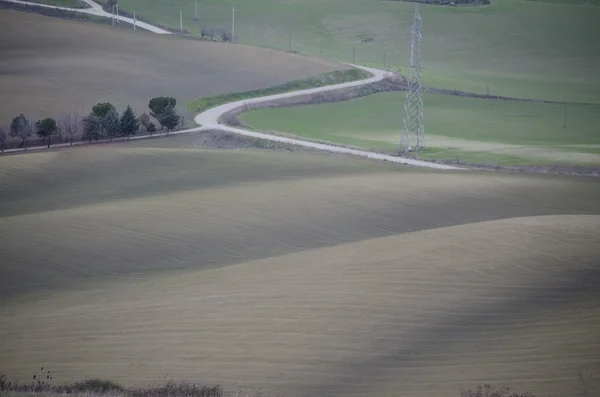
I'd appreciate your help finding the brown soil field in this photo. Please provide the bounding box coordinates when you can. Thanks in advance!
[1,136,600,396]
[0,9,343,125]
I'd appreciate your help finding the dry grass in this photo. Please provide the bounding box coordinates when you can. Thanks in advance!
[0,10,343,124]
[1,136,600,396]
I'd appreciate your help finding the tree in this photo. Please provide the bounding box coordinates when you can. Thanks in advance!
[149,97,177,130]
[91,102,116,137]
[0,127,6,153]
[92,102,116,118]
[139,112,150,131]
[156,105,180,133]
[58,110,81,146]
[10,114,34,150]
[82,114,101,143]
[103,108,120,141]
[120,105,140,140]
[200,26,209,39]
[221,30,232,42]
[36,117,58,148]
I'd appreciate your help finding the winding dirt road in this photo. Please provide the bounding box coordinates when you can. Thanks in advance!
[191,64,461,170]
[0,1,461,169]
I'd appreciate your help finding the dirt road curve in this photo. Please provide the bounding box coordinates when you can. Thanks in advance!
[0,0,172,34]
[0,1,461,170]
[190,64,462,170]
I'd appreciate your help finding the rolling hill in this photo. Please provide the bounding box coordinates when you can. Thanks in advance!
[1,136,599,396]
[112,0,600,103]
[0,9,344,125]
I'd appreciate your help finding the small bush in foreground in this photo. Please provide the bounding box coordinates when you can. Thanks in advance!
[130,381,222,397]
[56,379,125,394]
[0,374,220,397]
[461,384,534,397]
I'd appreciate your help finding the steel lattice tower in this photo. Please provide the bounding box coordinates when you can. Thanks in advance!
[399,6,425,154]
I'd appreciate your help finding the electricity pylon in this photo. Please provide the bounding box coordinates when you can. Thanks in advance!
[399,5,425,154]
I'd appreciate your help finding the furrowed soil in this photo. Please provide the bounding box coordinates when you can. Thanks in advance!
[1,134,600,397]
[0,9,344,125]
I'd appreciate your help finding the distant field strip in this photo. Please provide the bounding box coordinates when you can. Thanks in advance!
[113,0,600,103]
[241,91,600,166]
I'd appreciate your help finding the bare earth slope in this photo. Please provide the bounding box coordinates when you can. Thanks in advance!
[1,142,600,296]
[0,10,343,122]
[1,214,599,397]
[1,139,600,396]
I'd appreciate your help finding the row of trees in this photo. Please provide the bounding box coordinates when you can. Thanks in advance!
[0,97,182,152]
[200,27,232,42]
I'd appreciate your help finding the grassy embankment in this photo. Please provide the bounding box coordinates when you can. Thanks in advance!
[188,68,371,113]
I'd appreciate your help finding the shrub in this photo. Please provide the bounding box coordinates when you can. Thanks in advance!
[56,379,125,394]
[130,380,222,397]
[461,384,534,397]
[221,30,232,42]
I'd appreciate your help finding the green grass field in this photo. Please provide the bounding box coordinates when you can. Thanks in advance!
[114,0,600,103]
[240,92,600,166]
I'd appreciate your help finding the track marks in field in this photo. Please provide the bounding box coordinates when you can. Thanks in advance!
[1,215,599,397]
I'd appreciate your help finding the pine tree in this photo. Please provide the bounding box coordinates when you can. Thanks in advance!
[10,114,34,150]
[120,105,140,140]
[156,106,180,133]
[103,109,120,141]
[149,97,176,130]
[83,114,101,143]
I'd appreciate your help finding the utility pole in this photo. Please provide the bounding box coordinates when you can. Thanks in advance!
[112,4,115,26]
[399,5,425,154]
[133,11,136,29]
[194,0,198,21]
[180,9,183,30]
[383,50,387,70]
[232,6,235,43]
